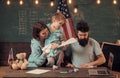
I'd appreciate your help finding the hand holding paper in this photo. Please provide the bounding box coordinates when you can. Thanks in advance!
[42,44,52,54]
[59,38,77,47]
[42,38,77,52]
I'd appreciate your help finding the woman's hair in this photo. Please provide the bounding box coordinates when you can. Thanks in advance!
[32,21,48,39]
[51,12,66,23]
[76,21,89,32]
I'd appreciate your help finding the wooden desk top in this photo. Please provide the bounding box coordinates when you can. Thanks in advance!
[3,67,118,78]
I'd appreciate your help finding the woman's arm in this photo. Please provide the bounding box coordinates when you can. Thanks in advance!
[31,45,47,66]
[29,39,48,67]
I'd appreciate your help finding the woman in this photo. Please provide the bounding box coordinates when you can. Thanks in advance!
[28,22,58,67]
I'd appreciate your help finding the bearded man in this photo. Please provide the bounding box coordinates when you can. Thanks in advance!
[64,21,106,68]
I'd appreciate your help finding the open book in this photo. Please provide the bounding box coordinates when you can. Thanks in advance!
[42,38,77,52]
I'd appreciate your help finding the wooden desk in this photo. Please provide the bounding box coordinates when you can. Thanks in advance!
[3,67,117,78]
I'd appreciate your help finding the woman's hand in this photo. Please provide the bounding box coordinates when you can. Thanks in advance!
[43,51,50,56]
[51,43,59,50]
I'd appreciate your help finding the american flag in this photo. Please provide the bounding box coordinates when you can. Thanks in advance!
[8,48,14,66]
[57,0,76,40]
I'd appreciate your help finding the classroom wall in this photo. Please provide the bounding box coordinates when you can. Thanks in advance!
[0,0,120,43]
[0,0,56,42]
[0,42,31,66]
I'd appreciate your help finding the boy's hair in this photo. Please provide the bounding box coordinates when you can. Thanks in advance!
[32,21,48,39]
[52,12,66,22]
[76,21,89,32]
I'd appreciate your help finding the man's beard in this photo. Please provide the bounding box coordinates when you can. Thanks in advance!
[78,37,89,47]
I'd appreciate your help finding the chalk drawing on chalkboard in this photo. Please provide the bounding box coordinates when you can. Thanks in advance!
[18,10,27,35]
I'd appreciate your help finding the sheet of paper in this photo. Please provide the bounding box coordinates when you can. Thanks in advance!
[59,38,77,47]
[42,38,77,52]
[26,69,50,74]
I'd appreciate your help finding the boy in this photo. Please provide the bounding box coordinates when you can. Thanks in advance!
[45,12,66,67]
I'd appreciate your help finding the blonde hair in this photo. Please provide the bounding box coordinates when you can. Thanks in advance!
[52,12,66,23]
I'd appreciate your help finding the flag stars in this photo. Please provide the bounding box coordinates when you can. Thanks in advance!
[65,8,67,10]
[59,2,61,4]
[57,0,71,18]
[64,4,66,6]
[63,11,65,14]
[66,14,69,17]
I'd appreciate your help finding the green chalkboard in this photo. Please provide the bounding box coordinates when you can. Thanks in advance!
[0,0,120,42]
[71,0,120,43]
[0,0,56,42]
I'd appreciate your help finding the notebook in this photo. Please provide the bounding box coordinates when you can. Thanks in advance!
[88,69,110,75]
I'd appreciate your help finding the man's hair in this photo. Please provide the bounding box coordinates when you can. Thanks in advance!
[76,21,89,32]
[52,12,66,22]
[32,21,48,39]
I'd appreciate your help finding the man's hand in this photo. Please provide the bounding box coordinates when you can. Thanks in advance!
[80,63,94,68]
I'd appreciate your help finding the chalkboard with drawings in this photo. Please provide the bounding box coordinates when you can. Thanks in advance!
[0,0,120,42]
[0,3,56,42]
[71,0,120,43]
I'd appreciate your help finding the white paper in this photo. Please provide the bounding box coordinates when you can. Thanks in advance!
[59,38,77,47]
[42,38,77,52]
[26,69,50,74]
